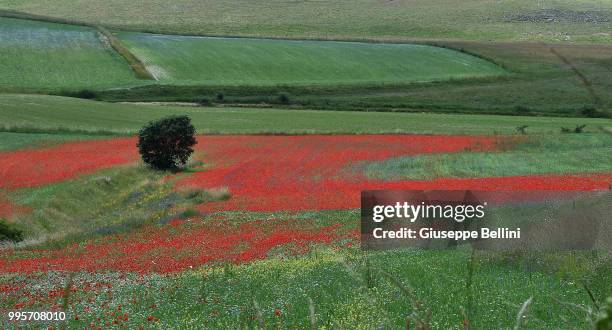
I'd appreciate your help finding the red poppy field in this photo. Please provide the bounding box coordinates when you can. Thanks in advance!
[0,139,139,190]
[1,134,610,276]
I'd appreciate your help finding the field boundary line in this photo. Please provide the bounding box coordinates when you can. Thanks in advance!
[96,27,155,80]
[0,9,95,28]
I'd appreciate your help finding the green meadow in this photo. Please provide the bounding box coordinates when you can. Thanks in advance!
[118,33,505,85]
[1,0,610,43]
[0,94,608,136]
[0,17,140,92]
[365,134,612,180]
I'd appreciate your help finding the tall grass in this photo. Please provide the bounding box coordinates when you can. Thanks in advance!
[10,166,221,248]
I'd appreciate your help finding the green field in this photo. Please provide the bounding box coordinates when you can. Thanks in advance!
[0,132,97,151]
[1,0,611,43]
[95,41,612,117]
[365,134,612,179]
[117,33,505,85]
[0,94,609,136]
[0,17,141,92]
[1,17,610,118]
[3,244,609,329]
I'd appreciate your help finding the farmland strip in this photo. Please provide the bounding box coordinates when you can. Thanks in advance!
[97,27,155,80]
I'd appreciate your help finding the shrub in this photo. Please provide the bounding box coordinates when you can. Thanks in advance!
[216,92,225,102]
[197,98,210,106]
[137,116,197,171]
[278,93,290,104]
[560,124,586,134]
[0,219,23,242]
[580,107,610,119]
[74,89,97,99]
[514,105,531,115]
[516,125,528,135]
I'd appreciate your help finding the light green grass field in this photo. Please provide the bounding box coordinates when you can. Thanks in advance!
[1,94,609,136]
[0,132,102,152]
[0,17,140,92]
[1,0,610,43]
[365,134,612,179]
[118,33,505,85]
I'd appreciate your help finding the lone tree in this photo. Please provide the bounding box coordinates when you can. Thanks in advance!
[138,115,197,170]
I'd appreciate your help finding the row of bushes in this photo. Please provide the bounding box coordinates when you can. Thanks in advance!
[197,92,290,106]
[514,105,609,118]
[61,85,608,119]
[516,124,589,134]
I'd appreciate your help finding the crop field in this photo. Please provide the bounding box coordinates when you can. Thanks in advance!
[1,18,610,117]
[117,33,505,85]
[0,17,141,92]
[1,0,611,43]
[1,94,609,136]
[94,41,612,117]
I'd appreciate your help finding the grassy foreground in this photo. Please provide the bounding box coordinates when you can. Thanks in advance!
[1,245,609,329]
[0,17,140,92]
[1,0,610,43]
[118,33,504,85]
[0,94,609,136]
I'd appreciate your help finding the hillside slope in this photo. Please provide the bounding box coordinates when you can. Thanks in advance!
[1,0,610,43]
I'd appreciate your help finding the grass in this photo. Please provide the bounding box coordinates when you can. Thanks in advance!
[7,164,222,248]
[1,94,610,136]
[365,133,612,180]
[0,1,610,43]
[1,244,609,328]
[0,17,142,92]
[0,132,97,152]
[117,33,505,85]
[1,18,610,117]
[95,41,612,117]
